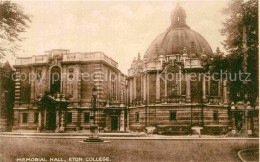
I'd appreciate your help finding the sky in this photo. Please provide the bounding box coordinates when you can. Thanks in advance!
[8,0,229,73]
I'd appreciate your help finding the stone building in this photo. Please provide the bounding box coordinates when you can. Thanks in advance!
[13,49,127,132]
[127,4,258,135]
[0,61,15,132]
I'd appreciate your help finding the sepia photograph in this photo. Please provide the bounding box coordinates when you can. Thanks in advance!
[0,0,259,161]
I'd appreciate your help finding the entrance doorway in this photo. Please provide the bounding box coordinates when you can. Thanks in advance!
[235,111,243,131]
[47,110,56,130]
[111,116,118,131]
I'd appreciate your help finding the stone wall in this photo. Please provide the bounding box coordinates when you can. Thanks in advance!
[128,104,229,135]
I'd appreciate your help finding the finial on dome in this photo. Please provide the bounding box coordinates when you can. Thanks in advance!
[171,2,189,29]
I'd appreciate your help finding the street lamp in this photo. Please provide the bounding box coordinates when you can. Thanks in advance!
[84,86,104,142]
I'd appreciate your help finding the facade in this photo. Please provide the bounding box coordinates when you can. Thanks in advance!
[0,61,15,132]
[13,49,127,132]
[127,4,259,135]
[11,4,258,136]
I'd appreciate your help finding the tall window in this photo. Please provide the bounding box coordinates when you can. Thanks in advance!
[170,111,177,121]
[210,80,219,96]
[135,112,139,122]
[34,113,38,123]
[213,111,218,122]
[50,66,61,95]
[84,113,90,123]
[67,112,72,123]
[22,113,28,123]
[166,66,180,102]
[111,74,116,100]
[68,68,74,98]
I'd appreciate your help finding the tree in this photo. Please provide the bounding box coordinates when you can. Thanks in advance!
[206,0,258,105]
[0,1,31,59]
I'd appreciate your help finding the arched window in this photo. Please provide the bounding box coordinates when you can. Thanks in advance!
[166,66,182,103]
[50,66,61,95]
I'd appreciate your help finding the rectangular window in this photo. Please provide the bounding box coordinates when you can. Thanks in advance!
[22,113,28,123]
[170,111,177,121]
[67,112,72,123]
[210,81,219,96]
[34,113,38,123]
[84,113,90,123]
[213,111,218,122]
[135,112,139,122]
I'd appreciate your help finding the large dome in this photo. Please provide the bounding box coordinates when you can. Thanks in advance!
[145,3,213,61]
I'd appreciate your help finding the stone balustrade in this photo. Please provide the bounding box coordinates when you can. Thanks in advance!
[15,51,118,68]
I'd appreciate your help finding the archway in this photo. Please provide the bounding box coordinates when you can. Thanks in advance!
[50,66,61,95]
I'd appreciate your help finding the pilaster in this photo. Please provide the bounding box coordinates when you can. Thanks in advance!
[223,79,228,104]
[202,74,207,102]
[30,67,35,103]
[156,72,160,103]
[185,73,191,103]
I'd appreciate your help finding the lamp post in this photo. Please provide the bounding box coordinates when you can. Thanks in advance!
[84,86,104,142]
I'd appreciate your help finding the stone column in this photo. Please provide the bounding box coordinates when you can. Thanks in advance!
[133,77,136,101]
[147,74,150,104]
[156,72,160,103]
[62,65,67,95]
[247,113,252,135]
[185,73,191,103]
[202,74,207,102]
[77,109,81,131]
[41,67,47,93]
[231,111,236,134]
[55,111,60,132]
[129,79,133,105]
[218,80,222,103]
[164,73,167,102]
[120,110,125,131]
[44,109,47,128]
[143,75,147,102]
[37,111,42,132]
[59,111,65,132]
[30,67,35,102]
[223,80,228,104]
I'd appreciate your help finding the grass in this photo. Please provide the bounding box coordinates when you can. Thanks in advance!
[0,138,258,162]
[240,148,259,161]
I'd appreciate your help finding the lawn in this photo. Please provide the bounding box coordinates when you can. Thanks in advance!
[0,138,258,162]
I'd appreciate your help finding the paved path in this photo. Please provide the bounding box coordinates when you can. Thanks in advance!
[0,132,259,140]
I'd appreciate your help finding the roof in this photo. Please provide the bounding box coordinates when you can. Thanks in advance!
[145,3,213,61]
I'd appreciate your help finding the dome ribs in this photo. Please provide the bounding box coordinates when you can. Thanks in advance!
[144,3,213,60]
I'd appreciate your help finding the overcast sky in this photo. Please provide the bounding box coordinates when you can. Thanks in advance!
[11,0,228,73]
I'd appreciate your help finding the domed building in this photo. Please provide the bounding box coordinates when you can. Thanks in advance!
[127,4,230,135]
